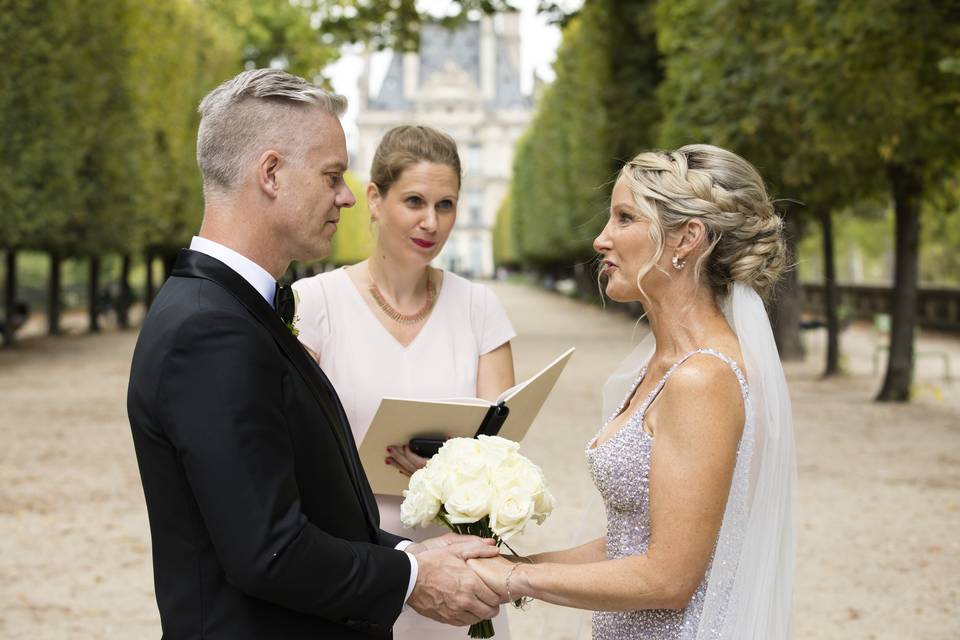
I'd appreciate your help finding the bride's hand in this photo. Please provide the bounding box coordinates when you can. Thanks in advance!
[467,555,515,603]
[386,443,429,476]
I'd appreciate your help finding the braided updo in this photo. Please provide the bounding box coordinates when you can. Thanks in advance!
[619,144,786,301]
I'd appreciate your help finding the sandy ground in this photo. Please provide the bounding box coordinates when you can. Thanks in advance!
[1,282,958,639]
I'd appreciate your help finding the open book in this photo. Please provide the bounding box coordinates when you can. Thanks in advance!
[358,347,575,495]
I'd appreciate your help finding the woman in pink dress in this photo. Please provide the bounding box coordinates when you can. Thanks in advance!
[293,125,516,639]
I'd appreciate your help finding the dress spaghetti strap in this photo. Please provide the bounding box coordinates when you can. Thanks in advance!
[637,348,750,425]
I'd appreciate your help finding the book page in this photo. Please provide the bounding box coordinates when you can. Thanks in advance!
[358,398,491,495]
[357,347,575,495]
[497,347,576,404]
[498,347,575,441]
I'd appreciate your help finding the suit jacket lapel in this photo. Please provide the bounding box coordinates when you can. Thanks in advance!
[170,249,379,532]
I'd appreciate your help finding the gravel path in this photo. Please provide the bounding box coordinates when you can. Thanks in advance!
[1,282,957,639]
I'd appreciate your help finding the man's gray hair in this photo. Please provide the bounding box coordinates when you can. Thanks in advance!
[196,68,348,196]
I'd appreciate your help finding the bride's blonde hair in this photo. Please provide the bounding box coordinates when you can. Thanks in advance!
[620,144,786,301]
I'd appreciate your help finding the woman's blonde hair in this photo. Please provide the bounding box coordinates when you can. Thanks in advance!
[619,144,786,301]
[370,125,462,194]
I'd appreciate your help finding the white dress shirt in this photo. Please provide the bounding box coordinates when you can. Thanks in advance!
[188,236,419,607]
[189,236,277,307]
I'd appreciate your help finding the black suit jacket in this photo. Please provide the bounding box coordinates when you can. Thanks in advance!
[127,250,410,639]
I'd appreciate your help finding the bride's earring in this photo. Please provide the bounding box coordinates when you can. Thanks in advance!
[672,254,686,270]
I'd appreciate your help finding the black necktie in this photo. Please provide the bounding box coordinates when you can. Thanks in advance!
[274,284,295,326]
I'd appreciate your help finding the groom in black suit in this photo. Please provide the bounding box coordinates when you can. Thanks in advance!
[127,69,501,639]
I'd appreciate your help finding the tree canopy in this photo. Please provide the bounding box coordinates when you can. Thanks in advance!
[511,0,661,271]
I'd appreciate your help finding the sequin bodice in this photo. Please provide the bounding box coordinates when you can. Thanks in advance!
[585,348,751,640]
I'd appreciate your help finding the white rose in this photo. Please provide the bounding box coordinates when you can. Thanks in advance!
[532,487,555,524]
[435,437,479,464]
[456,452,494,482]
[420,465,448,502]
[435,438,494,495]
[490,487,535,540]
[477,435,520,455]
[400,469,441,528]
[412,457,449,500]
[493,457,544,496]
[444,479,494,524]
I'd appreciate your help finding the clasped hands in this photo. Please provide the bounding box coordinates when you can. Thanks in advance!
[406,533,525,626]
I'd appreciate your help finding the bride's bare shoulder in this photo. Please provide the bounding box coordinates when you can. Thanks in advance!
[656,349,747,440]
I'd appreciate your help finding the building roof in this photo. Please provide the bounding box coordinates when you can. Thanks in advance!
[368,20,532,111]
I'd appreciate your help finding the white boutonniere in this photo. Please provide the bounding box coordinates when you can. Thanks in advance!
[286,288,301,337]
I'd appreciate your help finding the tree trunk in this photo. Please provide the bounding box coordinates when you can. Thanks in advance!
[145,249,156,310]
[88,255,101,333]
[770,210,806,360]
[2,249,16,347]
[877,162,923,402]
[48,251,62,335]
[116,253,133,329]
[819,208,840,376]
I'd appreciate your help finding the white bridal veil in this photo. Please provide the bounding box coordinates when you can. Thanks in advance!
[601,282,796,639]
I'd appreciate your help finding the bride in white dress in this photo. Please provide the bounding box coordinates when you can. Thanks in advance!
[470,144,796,639]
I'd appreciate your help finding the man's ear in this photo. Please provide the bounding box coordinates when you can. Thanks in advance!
[257,150,282,198]
[366,182,381,222]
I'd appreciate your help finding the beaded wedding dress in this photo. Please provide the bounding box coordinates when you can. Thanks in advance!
[587,349,752,639]
[586,284,795,639]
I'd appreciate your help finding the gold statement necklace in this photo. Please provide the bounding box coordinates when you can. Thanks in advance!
[368,273,437,325]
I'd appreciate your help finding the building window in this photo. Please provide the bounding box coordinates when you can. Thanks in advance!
[470,235,485,277]
[466,143,482,173]
[468,189,483,226]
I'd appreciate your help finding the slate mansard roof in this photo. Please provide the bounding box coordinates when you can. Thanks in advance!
[369,21,531,111]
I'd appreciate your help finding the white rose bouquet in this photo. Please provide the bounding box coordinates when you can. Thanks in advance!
[400,435,555,638]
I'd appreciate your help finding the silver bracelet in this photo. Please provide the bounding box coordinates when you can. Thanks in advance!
[506,562,536,611]
[505,562,522,603]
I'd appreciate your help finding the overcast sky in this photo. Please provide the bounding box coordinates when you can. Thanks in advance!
[324,0,581,150]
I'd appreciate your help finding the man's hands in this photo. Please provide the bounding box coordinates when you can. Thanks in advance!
[405,532,492,556]
[407,534,503,626]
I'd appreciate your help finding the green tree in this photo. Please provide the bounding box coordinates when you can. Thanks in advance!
[126,0,242,313]
[492,194,517,268]
[920,182,960,285]
[605,0,663,167]
[67,0,147,332]
[315,0,522,52]
[802,0,960,400]
[657,0,806,360]
[134,1,242,304]
[509,0,661,291]
[656,0,884,368]
[0,0,87,343]
[329,172,375,266]
[201,0,339,79]
[512,3,611,271]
